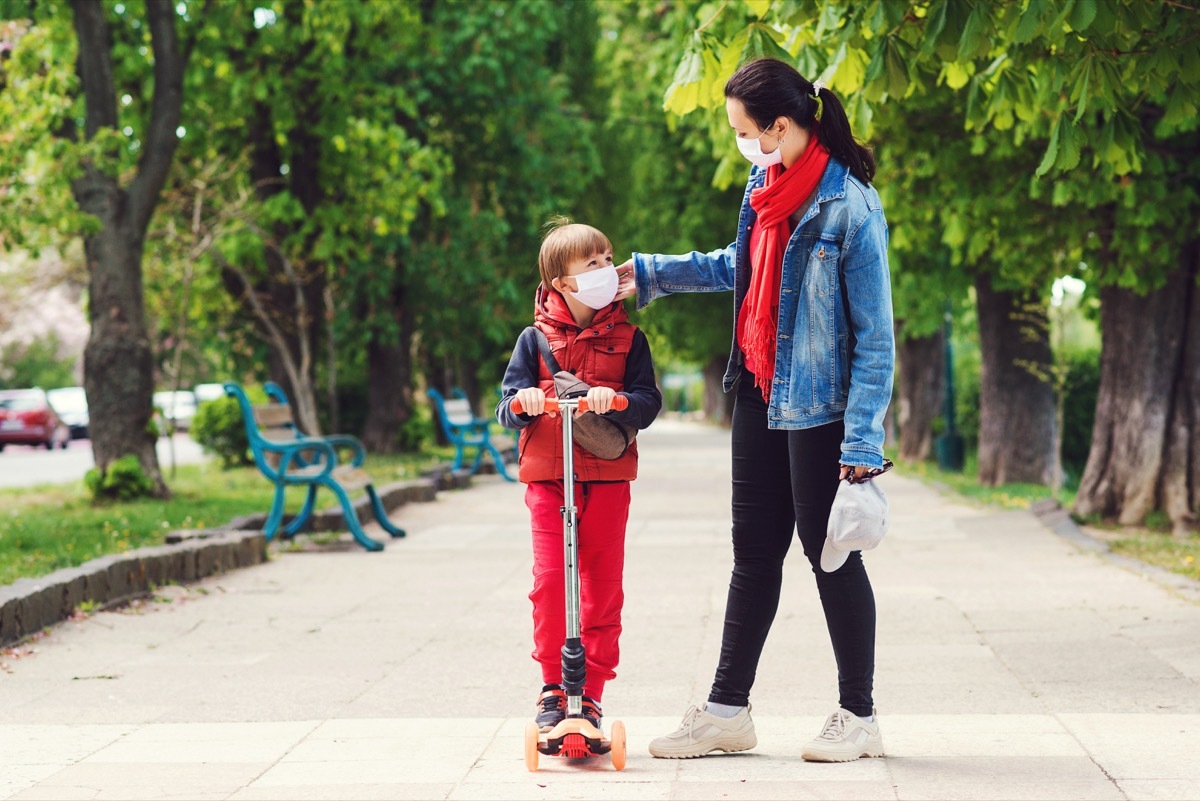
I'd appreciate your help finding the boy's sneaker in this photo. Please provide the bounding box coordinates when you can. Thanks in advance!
[581,697,602,730]
[800,708,884,762]
[648,704,757,758]
[535,684,567,732]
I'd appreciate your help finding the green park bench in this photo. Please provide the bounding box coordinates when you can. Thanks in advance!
[224,381,406,552]
[427,387,518,482]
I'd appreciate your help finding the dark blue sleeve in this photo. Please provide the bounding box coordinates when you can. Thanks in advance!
[495,328,540,430]
[607,328,662,430]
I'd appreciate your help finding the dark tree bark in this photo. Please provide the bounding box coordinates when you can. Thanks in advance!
[702,352,734,427]
[974,276,1057,486]
[1074,253,1199,533]
[896,326,943,462]
[71,0,183,497]
[362,290,416,453]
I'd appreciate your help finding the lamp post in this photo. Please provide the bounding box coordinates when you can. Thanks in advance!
[935,301,965,472]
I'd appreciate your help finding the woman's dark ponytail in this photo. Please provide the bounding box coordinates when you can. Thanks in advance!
[725,58,876,185]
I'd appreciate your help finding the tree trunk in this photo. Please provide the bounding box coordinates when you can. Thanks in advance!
[974,276,1057,486]
[245,98,324,435]
[362,292,416,453]
[1074,254,1199,533]
[702,352,734,427]
[80,221,164,494]
[896,327,943,462]
[71,0,183,497]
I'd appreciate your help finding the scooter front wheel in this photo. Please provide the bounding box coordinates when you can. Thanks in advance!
[524,721,540,772]
[609,720,627,770]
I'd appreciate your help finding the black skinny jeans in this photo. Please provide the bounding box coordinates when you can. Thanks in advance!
[708,369,876,717]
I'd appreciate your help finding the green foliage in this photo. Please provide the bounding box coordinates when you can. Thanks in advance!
[404,0,609,390]
[659,0,1200,297]
[398,401,436,453]
[584,1,742,369]
[0,334,76,389]
[1061,349,1100,478]
[190,397,252,469]
[84,455,155,502]
[0,13,99,251]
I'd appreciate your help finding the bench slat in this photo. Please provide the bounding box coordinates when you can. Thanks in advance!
[287,464,372,491]
[260,427,299,443]
[254,403,294,427]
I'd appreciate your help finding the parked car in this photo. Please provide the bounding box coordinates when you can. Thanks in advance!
[152,390,199,432]
[192,383,227,404]
[0,388,71,451]
[46,386,90,440]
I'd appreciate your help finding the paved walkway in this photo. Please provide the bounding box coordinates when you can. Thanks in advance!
[1,418,1198,800]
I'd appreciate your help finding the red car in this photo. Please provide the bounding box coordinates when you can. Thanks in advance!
[0,388,71,451]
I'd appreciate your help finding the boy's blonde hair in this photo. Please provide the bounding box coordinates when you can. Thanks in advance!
[538,216,612,289]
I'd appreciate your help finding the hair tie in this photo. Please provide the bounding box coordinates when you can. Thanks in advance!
[811,80,825,99]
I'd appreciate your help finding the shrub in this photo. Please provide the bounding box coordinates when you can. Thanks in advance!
[191,396,253,469]
[1061,349,1100,478]
[84,454,154,501]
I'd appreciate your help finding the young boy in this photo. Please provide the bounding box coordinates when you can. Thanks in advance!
[496,218,662,733]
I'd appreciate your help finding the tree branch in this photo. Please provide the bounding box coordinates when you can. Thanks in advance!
[70,0,118,138]
[128,0,184,235]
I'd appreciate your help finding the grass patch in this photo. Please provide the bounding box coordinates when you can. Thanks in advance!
[1109,534,1200,582]
[0,446,455,587]
[892,449,1076,511]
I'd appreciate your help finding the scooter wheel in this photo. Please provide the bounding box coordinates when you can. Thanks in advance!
[524,720,540,772]
[609,719,627,771]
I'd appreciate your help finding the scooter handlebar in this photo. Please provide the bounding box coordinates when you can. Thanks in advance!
[511,394,629,416]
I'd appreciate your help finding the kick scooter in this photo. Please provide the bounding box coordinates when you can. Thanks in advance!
[510,393,629,772]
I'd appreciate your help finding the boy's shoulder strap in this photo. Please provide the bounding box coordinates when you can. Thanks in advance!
[523,326,562,374]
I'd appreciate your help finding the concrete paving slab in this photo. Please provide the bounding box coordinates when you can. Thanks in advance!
[1058,713,1200,780]
[1116,779,1200,800]
[8,763,271,800]
[1,418,1198,800]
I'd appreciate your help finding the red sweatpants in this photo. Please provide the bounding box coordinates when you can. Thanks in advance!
[525,480,630,702]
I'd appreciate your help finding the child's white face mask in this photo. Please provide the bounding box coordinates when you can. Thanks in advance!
[736,130,783,168]
[568,265,619,309]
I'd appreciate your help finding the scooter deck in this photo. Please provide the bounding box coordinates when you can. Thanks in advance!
[538,716,611,758]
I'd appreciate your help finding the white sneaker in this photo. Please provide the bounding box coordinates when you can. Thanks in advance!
[801,708,884,762]
[648,704,757,758]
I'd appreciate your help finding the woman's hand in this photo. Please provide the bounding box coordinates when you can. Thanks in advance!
[514,387,556,417]
[583,386,617,415]
[839,464,871,482]
[615,258,637,301]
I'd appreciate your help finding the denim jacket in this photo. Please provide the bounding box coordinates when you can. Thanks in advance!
[631,158,894,469]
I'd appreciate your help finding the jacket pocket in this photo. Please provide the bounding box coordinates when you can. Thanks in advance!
[807,239,840,299]
[590,337,631,385]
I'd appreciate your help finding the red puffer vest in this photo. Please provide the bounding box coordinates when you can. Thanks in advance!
[519,286,640,483]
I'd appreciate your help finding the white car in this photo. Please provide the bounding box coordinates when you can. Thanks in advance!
[153,390,198,432]
[47,386,90,439]
[192,383,227,404]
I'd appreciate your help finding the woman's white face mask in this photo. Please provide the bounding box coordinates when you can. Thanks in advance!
[567,265,619,309]
[736,129,783,168]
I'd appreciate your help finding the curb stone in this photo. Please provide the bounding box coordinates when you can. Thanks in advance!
[1031,498,1200,604]
[0,463,484,648]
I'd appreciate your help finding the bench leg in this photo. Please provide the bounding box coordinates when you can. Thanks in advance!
[468,443,486,475]
[366,485,406,538]
[451,444,466,471]
[283,486,318,538]
[322,479,384,551]
[486,443,518,482]
[263,484,288,542]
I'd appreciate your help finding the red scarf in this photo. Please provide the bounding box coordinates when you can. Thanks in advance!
[738,135,830,401]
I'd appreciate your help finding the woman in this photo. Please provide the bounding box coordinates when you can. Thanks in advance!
[615,57,894,761]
